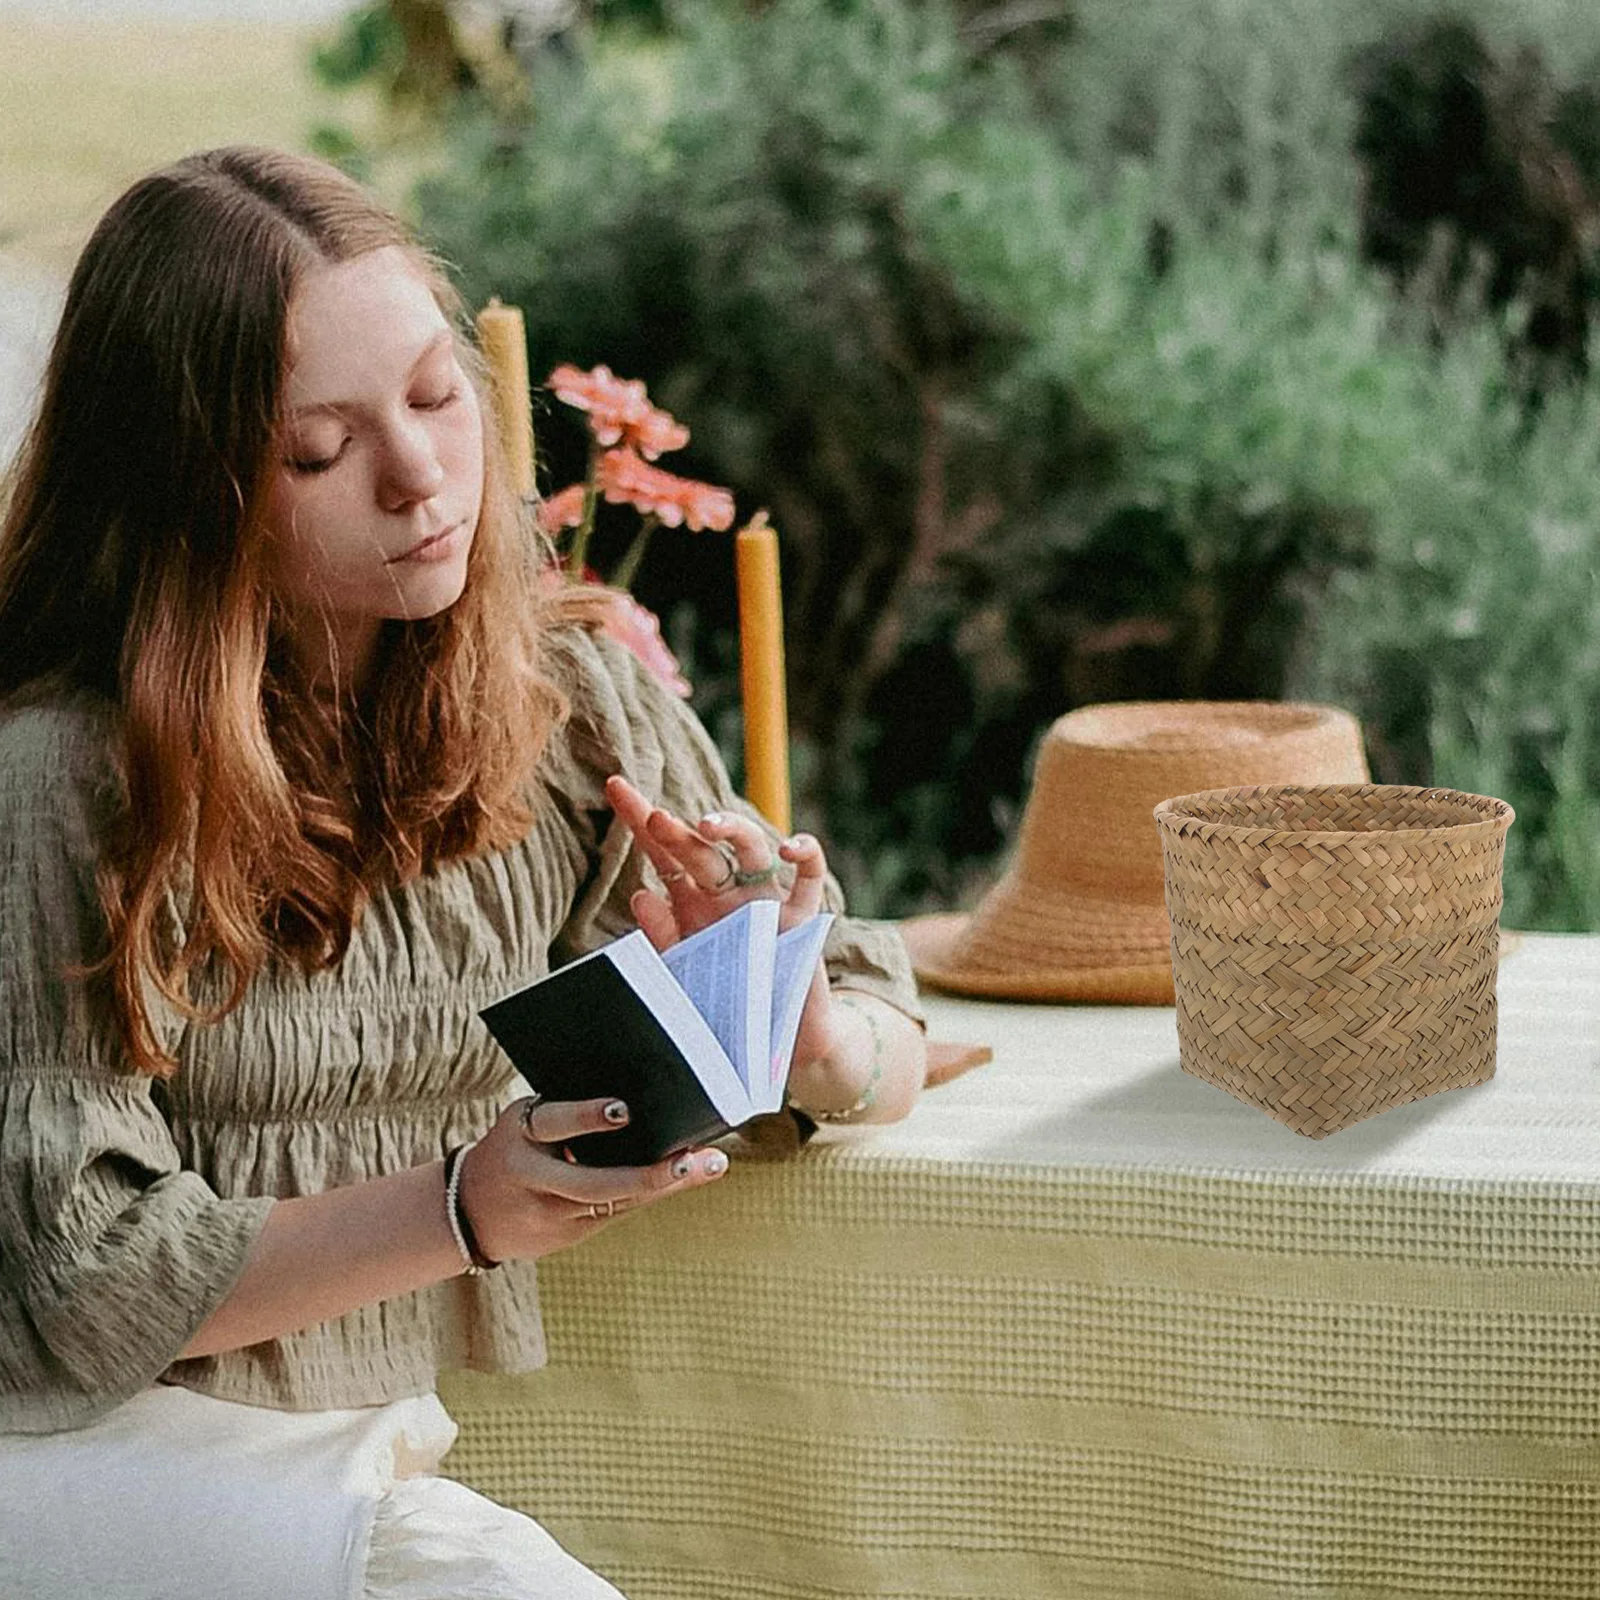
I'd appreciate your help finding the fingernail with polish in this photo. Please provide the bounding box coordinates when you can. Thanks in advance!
[671,1155,694,1179]
[603,1101,629,1124]
[704,1150,729,1176]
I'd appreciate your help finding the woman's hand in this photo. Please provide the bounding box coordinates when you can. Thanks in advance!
[604,774,822,936]
[602,776,925,1123]
[604,773,843,1069]
[458,1094,728,1265]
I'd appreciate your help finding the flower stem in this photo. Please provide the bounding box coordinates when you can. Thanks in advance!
[566,442,602,581]
[609,514,660,592]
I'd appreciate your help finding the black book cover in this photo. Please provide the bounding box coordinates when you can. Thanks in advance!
[480,951,734,1166]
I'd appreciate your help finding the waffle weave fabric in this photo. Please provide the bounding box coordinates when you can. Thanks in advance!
[441,934,1600,1600]
[0,623,921,1433]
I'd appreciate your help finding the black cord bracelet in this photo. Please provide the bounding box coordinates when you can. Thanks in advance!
[443,1143,500,1274]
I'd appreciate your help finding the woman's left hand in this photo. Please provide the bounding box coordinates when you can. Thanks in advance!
[604,774,842,1068]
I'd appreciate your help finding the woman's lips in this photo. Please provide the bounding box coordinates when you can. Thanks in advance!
[388,521,465,565]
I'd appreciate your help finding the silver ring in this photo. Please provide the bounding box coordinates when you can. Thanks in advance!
[519,1096,542,1136]
[709,841,739,891]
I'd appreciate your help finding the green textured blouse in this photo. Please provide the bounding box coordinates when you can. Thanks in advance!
[0,625,921,1434]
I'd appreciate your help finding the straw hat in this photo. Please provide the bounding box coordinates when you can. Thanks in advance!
[903,701,1370,1003]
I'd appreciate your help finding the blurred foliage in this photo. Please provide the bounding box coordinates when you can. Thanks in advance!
[314,0,1600,928]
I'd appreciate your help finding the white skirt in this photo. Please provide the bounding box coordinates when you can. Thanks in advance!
[0,1385,626,1600]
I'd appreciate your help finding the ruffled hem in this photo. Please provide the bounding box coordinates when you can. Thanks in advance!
[363,1474,626,1599]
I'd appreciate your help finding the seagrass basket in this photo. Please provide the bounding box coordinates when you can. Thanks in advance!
[1153,784,1514,1138]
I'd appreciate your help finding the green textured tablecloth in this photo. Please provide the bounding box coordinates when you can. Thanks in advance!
[441,932,1600,1599]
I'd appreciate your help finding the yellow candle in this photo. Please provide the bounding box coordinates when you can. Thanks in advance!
[475,298,534,498]
[735,513,792,834]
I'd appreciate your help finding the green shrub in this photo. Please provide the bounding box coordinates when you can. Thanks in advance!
[318,0,1600,927]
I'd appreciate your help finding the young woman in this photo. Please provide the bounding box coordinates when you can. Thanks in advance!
[0,146,925,1599]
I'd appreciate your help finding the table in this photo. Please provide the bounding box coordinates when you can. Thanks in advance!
[440,934,1600,1599]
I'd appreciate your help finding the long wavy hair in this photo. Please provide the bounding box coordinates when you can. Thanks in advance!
[0,146,570,1075]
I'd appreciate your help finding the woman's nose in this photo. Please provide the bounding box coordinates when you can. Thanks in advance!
[377,418,447,508]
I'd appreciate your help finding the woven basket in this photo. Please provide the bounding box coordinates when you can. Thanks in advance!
[1154,784,1514,1138]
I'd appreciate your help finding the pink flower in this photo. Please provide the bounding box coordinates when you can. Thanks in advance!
[596,448,736,531]
[535,483,587,536]
[546,363,690,459]
[534,568,692,697]
[593,588,692,697]
[627,404,692,460]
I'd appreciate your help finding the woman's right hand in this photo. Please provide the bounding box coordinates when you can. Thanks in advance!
[456,1095,727,1265]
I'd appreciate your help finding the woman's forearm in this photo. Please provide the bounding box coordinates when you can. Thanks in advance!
[179,1160,461,1359]
[179,1093,729,1359]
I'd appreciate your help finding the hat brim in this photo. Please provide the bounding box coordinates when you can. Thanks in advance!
[903,914,1527,1005]
[901,910,1177,1006]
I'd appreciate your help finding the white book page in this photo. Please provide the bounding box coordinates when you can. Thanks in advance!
[608,931,751,1120]
[765,914,834,1110]
[661,900,779,1093]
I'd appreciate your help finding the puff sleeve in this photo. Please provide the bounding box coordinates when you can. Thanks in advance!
[0,705,273,1433]
[541,626,924,1026]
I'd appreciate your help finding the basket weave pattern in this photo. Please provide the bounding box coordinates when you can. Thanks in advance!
[1155,785,1513,1138]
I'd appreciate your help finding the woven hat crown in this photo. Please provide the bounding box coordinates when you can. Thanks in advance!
[1017,702,1371,903]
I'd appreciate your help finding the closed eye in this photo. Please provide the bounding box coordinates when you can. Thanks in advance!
[412,386,461,412]
[286,438,349,475]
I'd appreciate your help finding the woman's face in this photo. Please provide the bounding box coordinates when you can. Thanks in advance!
[263,245,485,689]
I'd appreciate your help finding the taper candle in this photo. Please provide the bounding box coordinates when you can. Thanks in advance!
[735,512,792,834]
[475,298,534,499]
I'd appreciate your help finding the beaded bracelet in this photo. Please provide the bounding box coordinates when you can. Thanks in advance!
[793,995,883,1125]
[444,1143,500,1276]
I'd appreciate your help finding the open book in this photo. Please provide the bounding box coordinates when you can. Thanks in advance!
[480,900,834,1166]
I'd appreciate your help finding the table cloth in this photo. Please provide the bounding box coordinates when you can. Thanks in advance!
[441,932,1600,1599]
